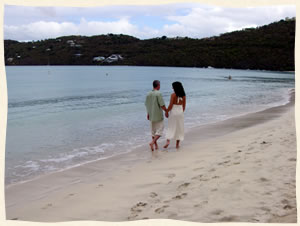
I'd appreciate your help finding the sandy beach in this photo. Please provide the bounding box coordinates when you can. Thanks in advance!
[5,94,297,223]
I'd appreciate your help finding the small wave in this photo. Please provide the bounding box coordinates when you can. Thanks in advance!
[15,161,40,171]
[8,90,140,109]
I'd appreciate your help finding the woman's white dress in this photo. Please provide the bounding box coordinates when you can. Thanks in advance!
[166,97,184,141]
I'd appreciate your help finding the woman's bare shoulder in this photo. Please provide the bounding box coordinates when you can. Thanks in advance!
[170,93,176,98]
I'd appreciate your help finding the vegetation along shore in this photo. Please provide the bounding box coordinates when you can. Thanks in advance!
[4,18,295,71]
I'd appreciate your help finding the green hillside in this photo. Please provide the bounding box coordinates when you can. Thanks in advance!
[4,18,295,71]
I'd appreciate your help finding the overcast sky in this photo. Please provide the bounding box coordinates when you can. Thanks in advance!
[4,3,296,41]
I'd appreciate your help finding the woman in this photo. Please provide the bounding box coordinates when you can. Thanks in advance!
[164,81,186,149]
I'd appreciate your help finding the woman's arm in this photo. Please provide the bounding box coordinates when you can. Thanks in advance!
[183,96,186,112]
[167,93,175,112]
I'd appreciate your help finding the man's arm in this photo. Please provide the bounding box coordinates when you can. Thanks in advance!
[145,94,150,120]
[161,105,168,118]
[161,105,167,112]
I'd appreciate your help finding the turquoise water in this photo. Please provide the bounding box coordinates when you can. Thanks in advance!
[5,66,295,185]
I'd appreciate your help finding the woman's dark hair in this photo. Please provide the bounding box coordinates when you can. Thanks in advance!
[172,81,185,97]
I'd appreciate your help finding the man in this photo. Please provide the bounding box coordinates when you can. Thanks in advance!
[145,80,168,151]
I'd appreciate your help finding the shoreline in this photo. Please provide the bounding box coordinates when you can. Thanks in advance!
[5,91,296,222]
[5,65,296,73]
[5,88,294,188]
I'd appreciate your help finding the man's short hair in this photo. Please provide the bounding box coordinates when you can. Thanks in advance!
[153,80,160,88]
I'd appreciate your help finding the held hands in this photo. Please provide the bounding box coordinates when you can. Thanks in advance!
[165,111,169,118]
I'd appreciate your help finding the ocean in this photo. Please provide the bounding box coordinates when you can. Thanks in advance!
[5,66,295,185]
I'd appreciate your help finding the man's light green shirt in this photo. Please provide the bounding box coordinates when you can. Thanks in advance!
[145,90,165,122]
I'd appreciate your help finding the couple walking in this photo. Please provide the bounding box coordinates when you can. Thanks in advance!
[145,80,186,151]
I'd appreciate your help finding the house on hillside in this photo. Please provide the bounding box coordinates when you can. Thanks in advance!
[7,58,13,63]
[93,56,105,62]
[105,54,124,63]
[67,40,75,47]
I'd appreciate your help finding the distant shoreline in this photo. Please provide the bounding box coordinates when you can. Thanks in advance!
[4,64,296,74]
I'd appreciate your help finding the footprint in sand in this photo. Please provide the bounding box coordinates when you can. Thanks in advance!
[218,161,230,166]
[194,200,208,208]
[281,199,290,205]
[283,205,293,210]
[259,177,269,182]
[41,203,53,210]
[288,158,296,162]
[129,202,148,219]
[193,167,204,171]
[209,168,216,172]
[230,179,241,184]
[97,184,103,188]
[251,218,260,222]
[260,206,271,212]
[128,214,138,220]
[149,192,162,203]
[155,205,169,214]
[172,193,188,200]
[65,193,75,198]
[10,218,18,220]
[212,176,220,179]
[192,174,203,180]
[200,178,209,182]
[150,192,158,198]
[136,202,147,207]
[219,215,238,222]
[167,173,176,179]
[177,182,190,190]
[211,188,218,192]
[211,209,224,215]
